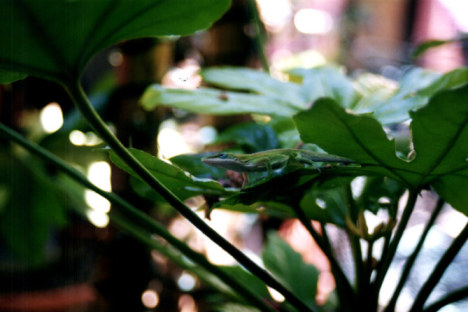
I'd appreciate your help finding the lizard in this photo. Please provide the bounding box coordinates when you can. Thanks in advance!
[201,148,357,175]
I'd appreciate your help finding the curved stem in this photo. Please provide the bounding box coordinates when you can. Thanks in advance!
[0,122,276,312]
[248,0,269,73]
[64,82,313,312]
[385,198,445,312]
[423,286,468,312]
[410,221,468,312]
[370,190,419,310]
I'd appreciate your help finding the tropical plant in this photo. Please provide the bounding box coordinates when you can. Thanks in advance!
[1,1,468,311]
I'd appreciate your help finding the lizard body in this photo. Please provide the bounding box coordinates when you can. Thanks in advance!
[202,148,356,173]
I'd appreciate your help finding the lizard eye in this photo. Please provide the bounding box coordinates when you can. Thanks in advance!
[217,153,228,159]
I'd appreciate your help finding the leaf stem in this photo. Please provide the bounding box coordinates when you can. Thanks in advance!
[370,190,419,310]
[409,221,468,312]
[0,122,276,312]
[64,82,313,312]
[384,198,445,312]
[248,0,270,73]
[423,286,468,312]
[344,185,365,294]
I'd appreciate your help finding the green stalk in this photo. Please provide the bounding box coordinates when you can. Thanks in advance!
[364,239,375,284]
[410,221,468,312]
[370,190,419,310]
[344,185,364,294]
[0,122,276,312]
[248,0,269,73]
[384,198,445,312]
[64,82,312,312]
[423,286,468,312]
[292,205,355,311]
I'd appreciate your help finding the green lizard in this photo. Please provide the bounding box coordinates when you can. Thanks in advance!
[201,148,356,174]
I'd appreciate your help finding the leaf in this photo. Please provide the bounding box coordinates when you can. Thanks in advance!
[214,122,280,152]
[0,154,66,267]
[201,67,307,108]
[289,66,361,109]
[412,36,468,59]
[0,69,27,84]
[0,0,230,82]
[141,85,301,117]
[300,183,349,227]
[262,232,319,308]
[294,86,468,215]
[109,148,229,200]
[355,176,405,216]
[409,85,468,179]
[362,68,468,124]
[220,266,272,301]
[293,98,415,185]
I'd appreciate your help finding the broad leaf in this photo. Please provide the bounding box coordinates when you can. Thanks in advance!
[365,68,468,124]
[201,67,307,108]
[293,98,415,185]
[0,69,27,84]
[141,85,301,117]
[294,85,468,214]
[0,0,230,83]
[263,232,319,309]
[290,66,361,109]
[109,148,229,200]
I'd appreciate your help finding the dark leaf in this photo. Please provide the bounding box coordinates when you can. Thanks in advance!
[262,232,319,308]
[0,0,230,82]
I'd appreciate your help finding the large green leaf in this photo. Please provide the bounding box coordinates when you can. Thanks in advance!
[290,66,361,109]
[293,98,414,184]
[0,0,230,83]
[294,85,468,213]
[141,85,301,117]
[362,68,468,124]
[109,148,229,200]
[262,232,319,309]
[201,67,307,108]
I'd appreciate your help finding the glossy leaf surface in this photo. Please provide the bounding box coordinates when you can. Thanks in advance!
[0,0,230,83]
[294,85,468,214]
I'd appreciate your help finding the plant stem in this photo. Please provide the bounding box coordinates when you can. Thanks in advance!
[365,239,375,283]
[64,82,313,312]
[370,190,419,310]
[423,286,468,312]
[384,198,445,312]
[344,185,364,294]
[410,221,468,312]
[248,0,270,73]
[292,205,355,311]
[0,122,276,312]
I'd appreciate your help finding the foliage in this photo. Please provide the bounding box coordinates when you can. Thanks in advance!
[1,1,468,311]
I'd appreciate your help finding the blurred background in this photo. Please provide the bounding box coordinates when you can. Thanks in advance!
[1,0,468,311]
